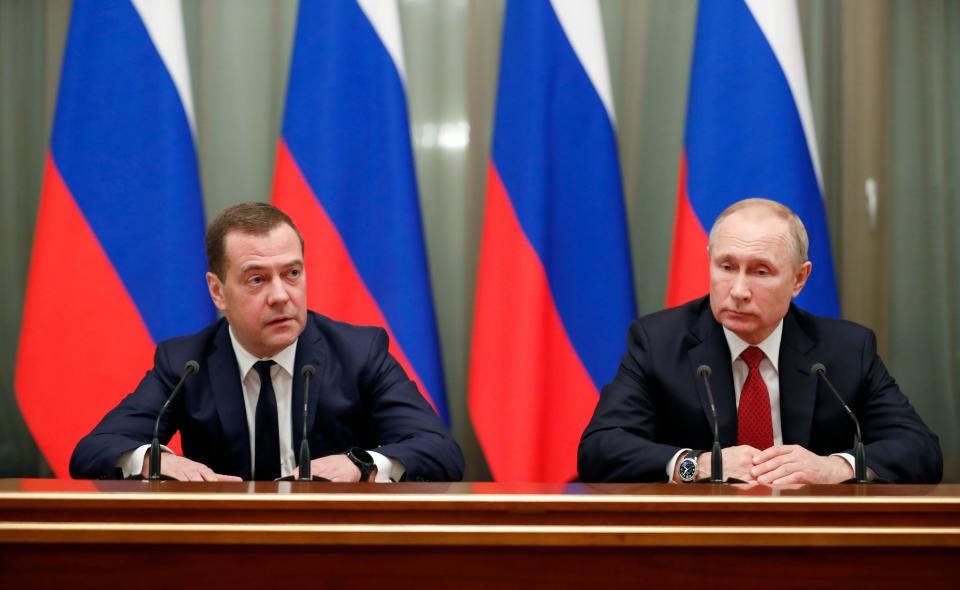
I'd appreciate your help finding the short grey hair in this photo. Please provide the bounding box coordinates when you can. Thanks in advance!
[707,198,809,268]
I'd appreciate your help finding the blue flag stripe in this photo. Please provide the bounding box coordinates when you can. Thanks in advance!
[50,0,214,341]
[281,1,448,420]
[490,1,636,390]
[685,0,839,317]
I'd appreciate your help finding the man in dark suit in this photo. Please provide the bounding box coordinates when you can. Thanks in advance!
[579,198,941,484]
[71,202,463,482]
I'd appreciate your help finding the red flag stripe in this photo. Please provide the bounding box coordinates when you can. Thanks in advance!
[272,142,438,415]
[665,154,710,308]
[15,157,159,476]
[468,164,598,482]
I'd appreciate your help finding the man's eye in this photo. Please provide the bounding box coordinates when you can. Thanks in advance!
[248,276,263,285]
[289,269,301,278]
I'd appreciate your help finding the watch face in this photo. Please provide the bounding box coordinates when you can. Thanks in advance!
[678,458,697,482]
[349,447,374,467]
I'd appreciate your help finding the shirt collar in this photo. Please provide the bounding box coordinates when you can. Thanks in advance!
[228,325,298,379]
[722,319,783,371]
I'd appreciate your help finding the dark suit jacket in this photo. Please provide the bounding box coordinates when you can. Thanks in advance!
[70,311,464,481]
[578,297,942,483]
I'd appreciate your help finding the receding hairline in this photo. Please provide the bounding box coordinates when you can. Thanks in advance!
[205,202,304,280]
[221,224,304,271]
[707,198,809,267]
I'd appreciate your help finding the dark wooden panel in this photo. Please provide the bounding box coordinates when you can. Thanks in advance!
[0,545,953,590]
[0,480,957,588]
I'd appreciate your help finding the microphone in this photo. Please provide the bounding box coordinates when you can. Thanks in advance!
[148,360,199,480]
[298,364,315,480]
[695,365,729,483]
[278,364,327,481]
[810,363,869,483]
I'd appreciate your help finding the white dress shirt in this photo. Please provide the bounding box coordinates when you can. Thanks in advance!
[723,322,786,447]
[230,330,298,478]
[118,326,403,481]
[667,320,854,480]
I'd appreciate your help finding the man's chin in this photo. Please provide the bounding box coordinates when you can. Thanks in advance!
[719,314,757,333]
[263,323,303,348]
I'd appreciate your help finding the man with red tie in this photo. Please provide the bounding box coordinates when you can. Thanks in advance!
[578,198,941,484]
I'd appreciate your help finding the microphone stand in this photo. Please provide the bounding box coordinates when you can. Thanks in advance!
[811,364,871,484]
[145,360,199,481]
[694,365,745,484]
[279,364,328,482]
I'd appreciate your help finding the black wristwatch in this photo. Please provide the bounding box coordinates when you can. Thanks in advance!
[678,450,704,483]
[345,447,376,482]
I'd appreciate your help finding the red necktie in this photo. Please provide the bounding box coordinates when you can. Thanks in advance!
[737,346,774,450]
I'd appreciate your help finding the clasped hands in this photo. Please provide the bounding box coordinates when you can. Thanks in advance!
[141,452,376,482]
[698,444,854,485]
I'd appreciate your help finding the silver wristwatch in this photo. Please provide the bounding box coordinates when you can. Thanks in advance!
[678,450,704,483]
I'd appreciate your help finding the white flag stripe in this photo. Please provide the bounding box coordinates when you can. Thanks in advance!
[744,0,824,190]
[357,0,407,84]
[130,0,197,136]
[550,0,616,124]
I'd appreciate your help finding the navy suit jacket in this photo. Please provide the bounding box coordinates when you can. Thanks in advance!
[578,297,942,483]
[70,311,464,481]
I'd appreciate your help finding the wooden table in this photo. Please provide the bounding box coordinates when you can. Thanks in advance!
[1,480,956,588]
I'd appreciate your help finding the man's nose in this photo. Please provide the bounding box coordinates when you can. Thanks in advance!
[730,272,751,300]
[266,277,290,305]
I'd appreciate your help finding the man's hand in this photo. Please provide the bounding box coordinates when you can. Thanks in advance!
[141,453,242,482]
[698,445,761,482]
[751,445,854,485]
[301,454,377,482]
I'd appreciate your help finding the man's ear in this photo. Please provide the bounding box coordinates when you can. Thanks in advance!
[206,272,227,311]
[792,260,813,297]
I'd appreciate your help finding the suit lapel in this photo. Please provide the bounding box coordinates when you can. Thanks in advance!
[687,303,739,447]
[208,321,252,479]
[291,315,327,456]
[777,306,818,448]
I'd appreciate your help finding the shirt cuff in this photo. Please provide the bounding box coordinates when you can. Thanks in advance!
[369,450,405,483]
[832,452,857,478]
[116,444,173,478]
[666,448,691,483]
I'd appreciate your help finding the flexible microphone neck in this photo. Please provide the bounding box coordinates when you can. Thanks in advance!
[298,364,316,481]
[149,360,199,480]
[696,365,724,483]
[811,363,868,483]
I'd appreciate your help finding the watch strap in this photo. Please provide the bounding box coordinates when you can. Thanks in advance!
[678,450,704,483]
[346,447,375,482]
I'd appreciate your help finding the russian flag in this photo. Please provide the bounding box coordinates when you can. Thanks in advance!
[272,0,449,422]
[468,0,636,482]
[15,0,214,477]
[667,0,839,316]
